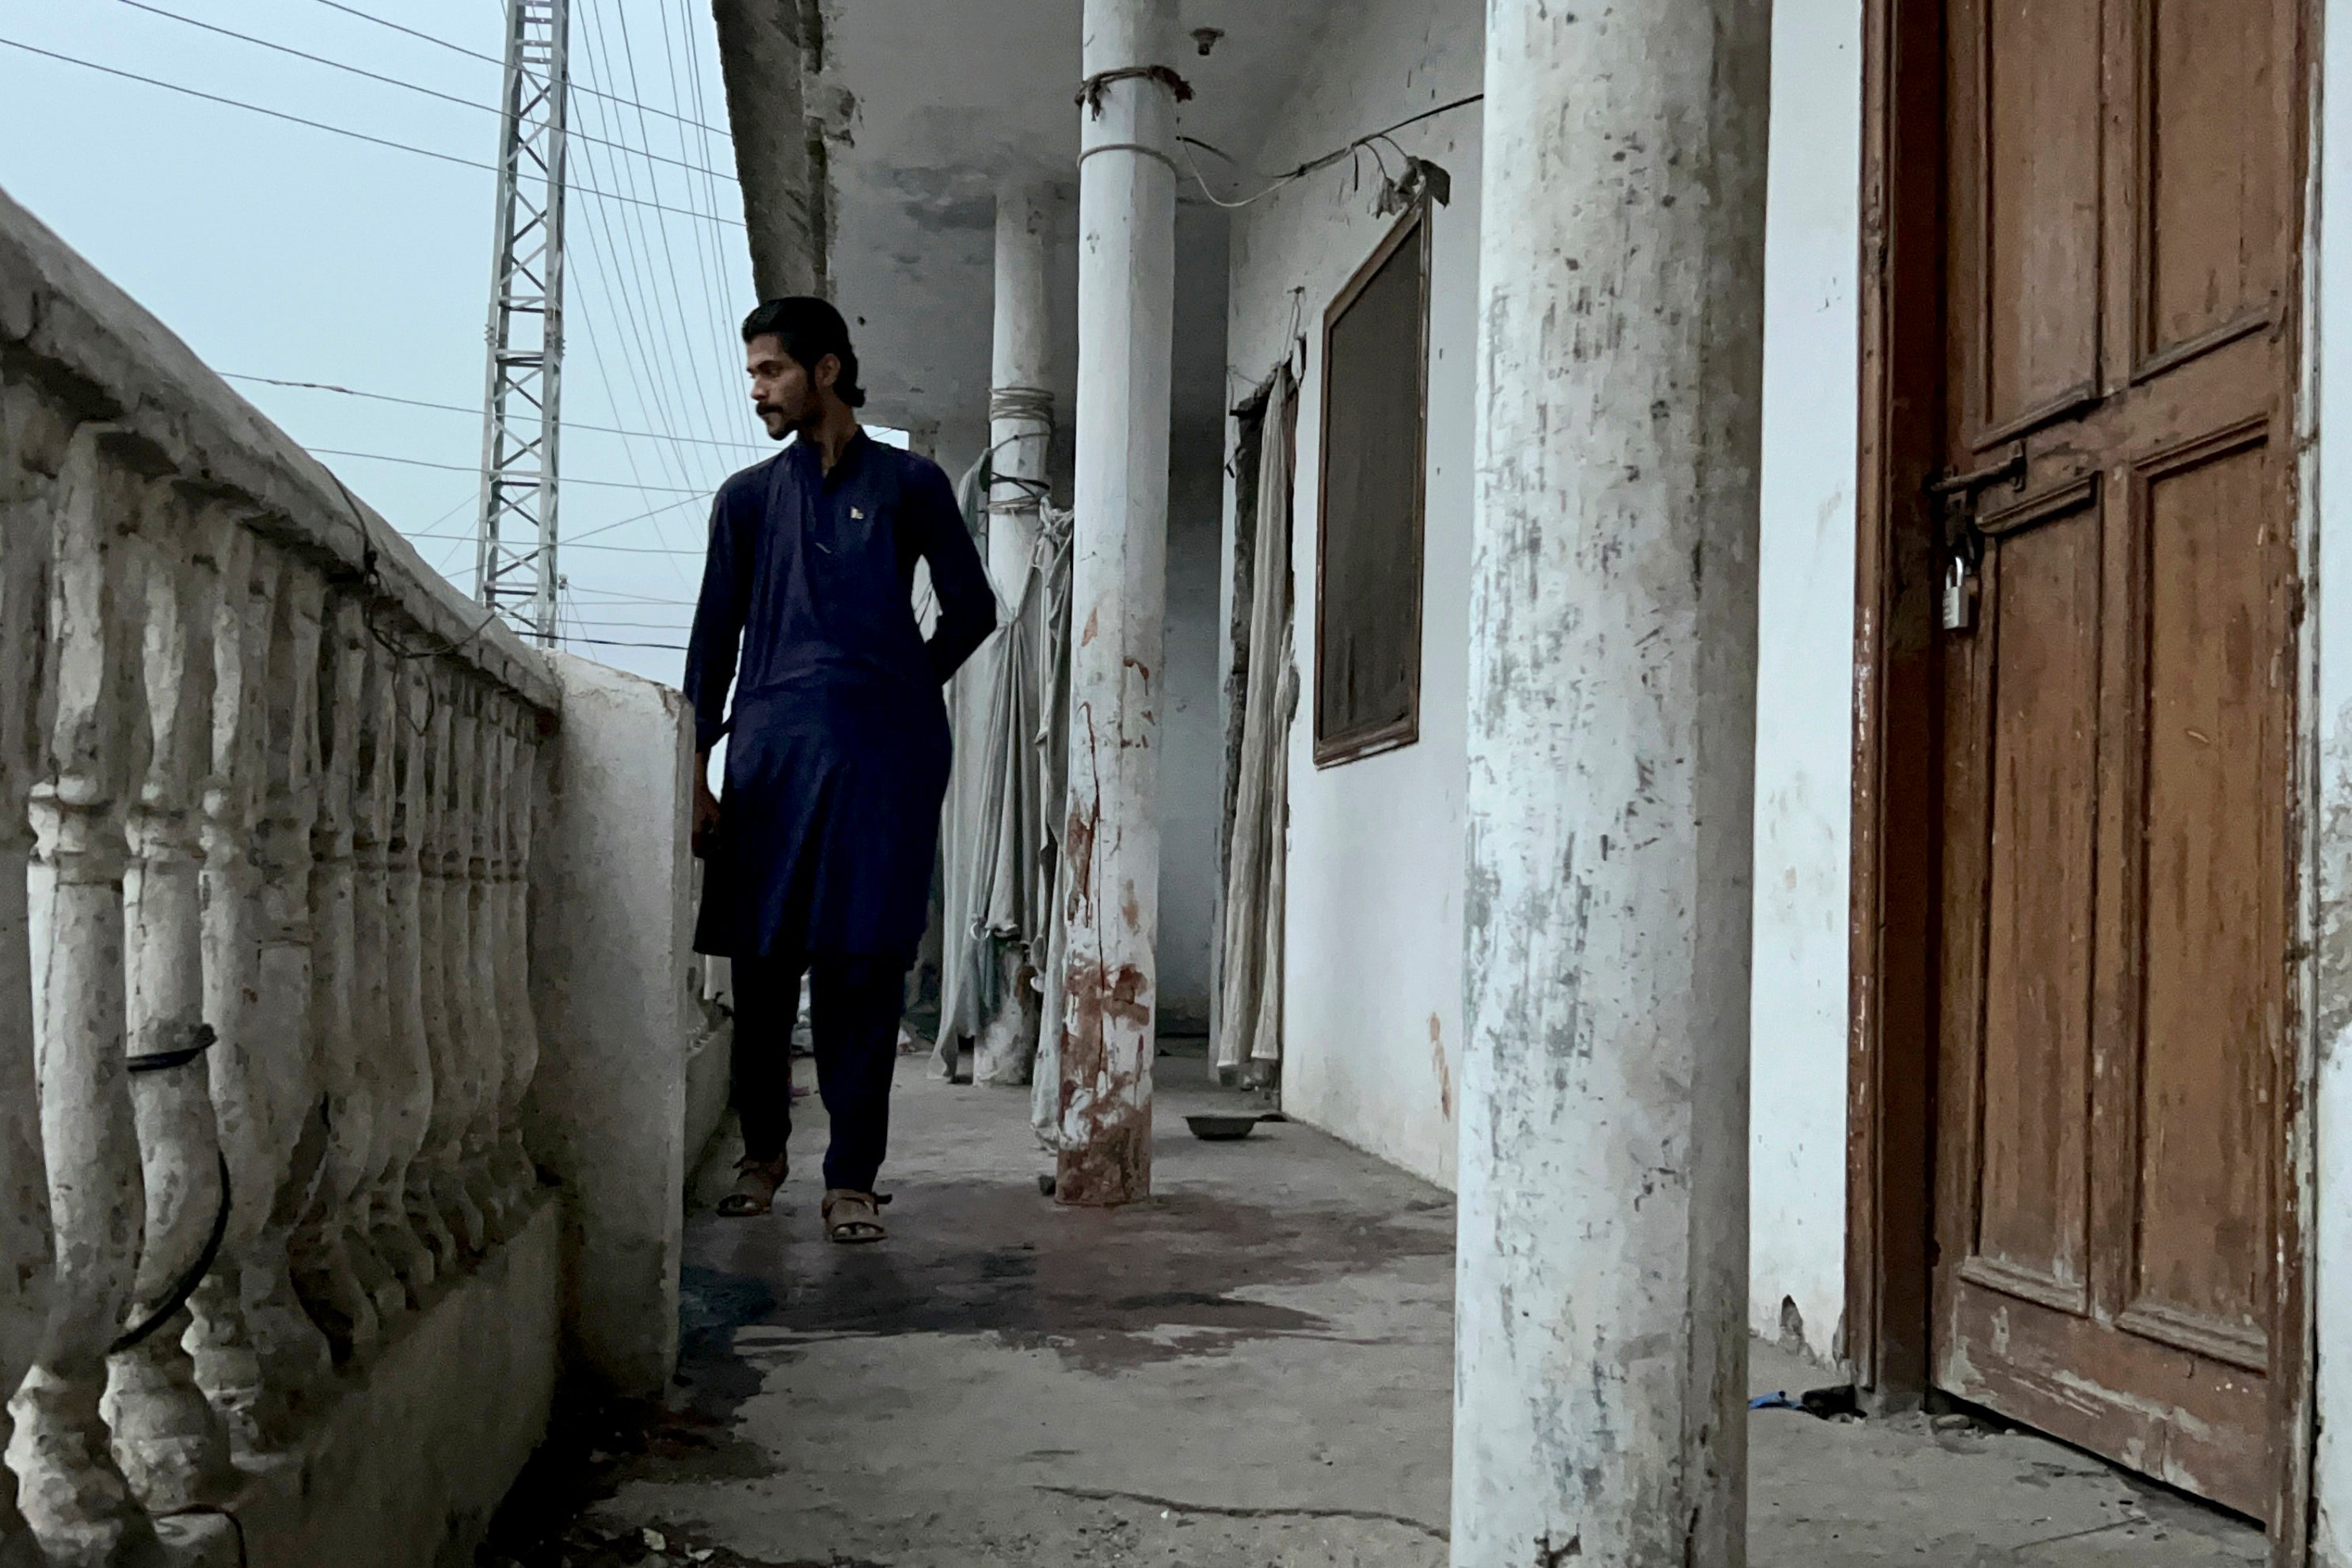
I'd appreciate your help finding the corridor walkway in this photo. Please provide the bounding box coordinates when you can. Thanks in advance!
[493,1052,2265,1568]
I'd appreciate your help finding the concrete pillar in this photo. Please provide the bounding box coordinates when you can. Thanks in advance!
[1452,3,1772,1565]
[988,182,1056,596]
[1055,0,1178,1207]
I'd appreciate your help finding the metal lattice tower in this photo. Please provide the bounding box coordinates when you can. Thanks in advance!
[474,0,572,645]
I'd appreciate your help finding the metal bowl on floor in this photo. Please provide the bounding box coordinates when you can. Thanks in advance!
[1186,1113,1263,1141]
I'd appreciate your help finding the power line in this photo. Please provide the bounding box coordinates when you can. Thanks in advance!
[112,0,739,188]
[0,36,744,229]
[406,530,702,558]
[663,0,748,380]
[565,616,693,631]
[575,0,732,480]
[602,0,739,442]
[306,0,733,141]
[222,371,769,452]
[309,446,704,492]
[565,44,710,497]
[569,131,717,507]
[564,635,691,652]
[572,184,710,505]
[567,295,705,593]
[564,491,714,546]
[566,587,696,604]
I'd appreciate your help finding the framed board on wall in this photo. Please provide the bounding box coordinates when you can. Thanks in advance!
[1313,202,1430,768]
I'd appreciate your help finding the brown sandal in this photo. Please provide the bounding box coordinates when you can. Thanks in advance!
[821,1189,887,1244]
[717,1155,787,1217]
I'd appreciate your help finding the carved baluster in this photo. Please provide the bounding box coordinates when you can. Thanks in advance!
[354,643,430,1311]
[242,560,331,1402]
[188,527,285,1452]
[291,596,381,1361]
[387,661,454,1281]
[494,703,542,1210]
[464,691,509,1234]
[440,683,490,1250]
[8,427,158,1567]
[101,485,234,1509]
[416,669,482,1258]
[0,385,65,1566]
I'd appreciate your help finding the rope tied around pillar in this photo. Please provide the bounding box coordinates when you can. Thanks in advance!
[1076,64,1193,117]
[985,391,1056,518]
[989,384,1056,427]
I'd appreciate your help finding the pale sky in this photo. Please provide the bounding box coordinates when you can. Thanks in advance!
[0,0,845,691]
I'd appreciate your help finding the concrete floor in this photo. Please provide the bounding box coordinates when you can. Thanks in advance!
[491,1052,2267,1568]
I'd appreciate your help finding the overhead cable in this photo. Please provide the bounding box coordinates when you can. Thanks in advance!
[221,371,766,452]
[306,0,734,140]
[579,0,735,457]
[0,37,744,229]
[308,447,703,492]
[112,0,738,186]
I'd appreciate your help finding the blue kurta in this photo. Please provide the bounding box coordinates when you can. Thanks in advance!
[684,432,995,960]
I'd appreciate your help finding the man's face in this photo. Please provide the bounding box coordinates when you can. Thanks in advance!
[747,334,833,440]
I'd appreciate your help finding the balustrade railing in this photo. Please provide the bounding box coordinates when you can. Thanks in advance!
[1,189,562,1567]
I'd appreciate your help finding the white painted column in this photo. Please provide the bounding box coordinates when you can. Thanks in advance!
[1452,2,1772,1565]
[974,180,1059,1088]
[988,181,1056,596]
[1055,0,1179,1207]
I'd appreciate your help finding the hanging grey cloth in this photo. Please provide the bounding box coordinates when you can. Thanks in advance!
[1025,510,1078,1146]
[935,496,1075,1087]
[1216,371,1298,1073]
[934,455,1011,1072]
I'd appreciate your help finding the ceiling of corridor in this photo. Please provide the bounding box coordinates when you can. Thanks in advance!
[802,0,1330,463]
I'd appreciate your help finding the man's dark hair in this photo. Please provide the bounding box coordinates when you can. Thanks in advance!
[741,296,867,409]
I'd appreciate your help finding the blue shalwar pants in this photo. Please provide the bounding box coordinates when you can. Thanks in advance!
[732,952,907,1193]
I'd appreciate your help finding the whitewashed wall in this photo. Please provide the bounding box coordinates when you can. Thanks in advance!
[1224,1,1863,1278]
[1225,0,1484,1188]
[1747,0,1863,1366]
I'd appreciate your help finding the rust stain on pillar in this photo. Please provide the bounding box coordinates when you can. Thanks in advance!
[1055,957,1152,1207]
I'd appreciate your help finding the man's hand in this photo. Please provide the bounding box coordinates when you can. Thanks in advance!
[692,752,721,858]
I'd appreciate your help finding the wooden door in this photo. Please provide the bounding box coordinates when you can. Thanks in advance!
[1931,0,2298,1520]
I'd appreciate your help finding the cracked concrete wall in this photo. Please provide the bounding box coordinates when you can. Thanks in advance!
[712,0,826,300]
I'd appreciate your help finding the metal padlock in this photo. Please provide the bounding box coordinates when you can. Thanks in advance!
[1942,556,1977,633]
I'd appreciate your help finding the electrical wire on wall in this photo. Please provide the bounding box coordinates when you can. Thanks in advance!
[1174,91,1482,211]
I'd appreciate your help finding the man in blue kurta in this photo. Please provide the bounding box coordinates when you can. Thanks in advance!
[685,299,995,1239]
